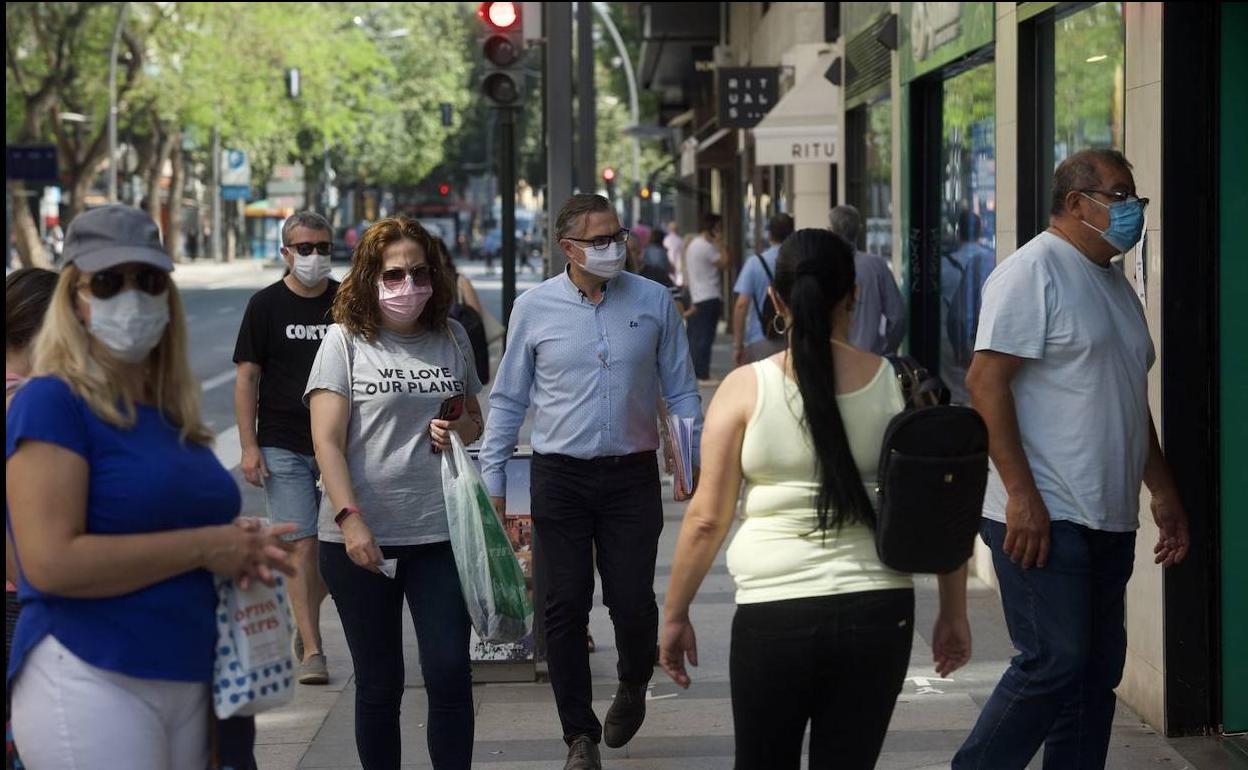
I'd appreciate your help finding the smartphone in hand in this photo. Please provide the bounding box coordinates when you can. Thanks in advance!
[432,395,466,453]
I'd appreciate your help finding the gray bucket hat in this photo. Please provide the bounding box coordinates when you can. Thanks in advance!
[63,204,174,273]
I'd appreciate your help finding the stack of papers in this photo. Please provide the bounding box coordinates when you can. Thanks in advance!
[665,414,695,500]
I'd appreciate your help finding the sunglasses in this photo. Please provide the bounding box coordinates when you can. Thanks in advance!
[285,241,332,256]
[380,265,434,290]
[81,267,170,300]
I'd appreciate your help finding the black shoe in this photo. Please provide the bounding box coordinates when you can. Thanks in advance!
[564,735,601,770]
[603,682,647,748]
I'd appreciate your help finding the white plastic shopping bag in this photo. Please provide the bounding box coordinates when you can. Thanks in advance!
[212,574,296,719]
[442,432,533,644]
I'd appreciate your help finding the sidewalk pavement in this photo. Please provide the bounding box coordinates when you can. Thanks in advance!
[258,325,1238,770]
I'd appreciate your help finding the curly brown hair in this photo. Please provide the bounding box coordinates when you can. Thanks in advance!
[332,216,455,341]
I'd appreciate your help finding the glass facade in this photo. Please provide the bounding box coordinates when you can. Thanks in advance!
[863,98,894,258]
[938,62,996,405]
[1053,2,1125,163]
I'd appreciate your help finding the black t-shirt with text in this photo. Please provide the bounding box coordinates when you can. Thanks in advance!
[233,279,338,456]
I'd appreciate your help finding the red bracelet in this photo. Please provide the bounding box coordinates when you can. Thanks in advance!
[335,505,362,528]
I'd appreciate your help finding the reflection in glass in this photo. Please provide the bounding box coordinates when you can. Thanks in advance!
[939,63,996,405]
[1054,2,1125,163]
[864,98,893,258]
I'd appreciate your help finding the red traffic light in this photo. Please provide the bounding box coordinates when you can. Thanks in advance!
[602,167,616,182]
[478,2,519,30]
[438,183,451,197]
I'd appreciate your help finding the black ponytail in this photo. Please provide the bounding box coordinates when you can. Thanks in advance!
[774,229,876,532]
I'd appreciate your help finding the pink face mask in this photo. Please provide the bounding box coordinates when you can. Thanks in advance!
[377,276,433,323]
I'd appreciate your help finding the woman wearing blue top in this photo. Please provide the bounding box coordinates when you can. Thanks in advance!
[5,205,295,770]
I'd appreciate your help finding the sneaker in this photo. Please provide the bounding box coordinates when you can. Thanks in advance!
[603,682,647,748]
[563,735,601,770]
[297,653,329,685]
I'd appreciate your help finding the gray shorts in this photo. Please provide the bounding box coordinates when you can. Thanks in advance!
[260,447,322,541]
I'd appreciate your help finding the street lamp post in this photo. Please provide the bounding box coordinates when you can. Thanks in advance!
[107,2,130,204]
[592,2,640,226]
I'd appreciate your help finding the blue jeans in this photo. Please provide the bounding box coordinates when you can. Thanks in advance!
[953,519,1136,770]
[687,298,722,380]
[319,541,473,770]
[260,447,321,541]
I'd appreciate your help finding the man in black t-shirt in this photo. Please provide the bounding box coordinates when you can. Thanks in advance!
[233,211,339,685]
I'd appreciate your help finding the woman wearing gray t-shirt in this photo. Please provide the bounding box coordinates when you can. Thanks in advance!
[305,217,484,770]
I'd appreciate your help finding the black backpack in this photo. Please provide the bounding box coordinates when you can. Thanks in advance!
[752,255,784,341]
[449,303,491,385]
[873,356,988,574]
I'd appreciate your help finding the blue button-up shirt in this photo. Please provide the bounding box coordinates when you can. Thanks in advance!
[479,269,703,497]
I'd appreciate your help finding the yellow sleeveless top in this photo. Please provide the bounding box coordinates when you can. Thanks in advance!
[725,357,912,604]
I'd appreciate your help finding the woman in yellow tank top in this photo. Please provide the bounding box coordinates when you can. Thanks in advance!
[658,229,973,769]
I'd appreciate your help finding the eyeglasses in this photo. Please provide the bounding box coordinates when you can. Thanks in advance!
[380,265,434,290]
[564,228,631,250]
[1080,190,1150,210]
[80,266,170,300]
[285,241,332,256]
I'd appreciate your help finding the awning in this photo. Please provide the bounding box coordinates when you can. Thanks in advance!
[680,127,733,177]
[751,52,839,166]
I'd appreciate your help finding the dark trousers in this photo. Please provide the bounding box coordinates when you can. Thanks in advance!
[687,298,722,380]
[953,519,1136,770]
[730,589,915,770]
[531,452,664,744]
[320,541,474,770]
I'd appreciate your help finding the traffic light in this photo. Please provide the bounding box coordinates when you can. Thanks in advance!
[477,2,525,108]
[601,167,615,182]
[438,183,451,197]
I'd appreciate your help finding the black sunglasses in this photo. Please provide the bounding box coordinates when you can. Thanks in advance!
[82,267,170,300]
[285,241,332,256]
[564,228,631,250]
[380,265,434,289]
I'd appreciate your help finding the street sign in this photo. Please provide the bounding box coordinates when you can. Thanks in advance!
[717,67,780,129]
[221,149,251,187]
[5,144,58,182]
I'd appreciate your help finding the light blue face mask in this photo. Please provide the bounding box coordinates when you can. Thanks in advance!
[1080,192,1146,253]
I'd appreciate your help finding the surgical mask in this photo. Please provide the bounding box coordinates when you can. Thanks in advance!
[1080,193,1145,253]
[378,277,433,324]
[577,242,628,280]
[291,252,331,288]
[87,289,170,363]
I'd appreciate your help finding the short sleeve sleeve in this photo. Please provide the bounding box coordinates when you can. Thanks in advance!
[974,254,1050,360]
[733,258,760,296]
[449,320,484,397]
[5,377,90,461]
[303,324,352,405]
[232,293,267,365]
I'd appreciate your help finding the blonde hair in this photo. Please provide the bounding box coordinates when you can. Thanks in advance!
[31,265,213,445]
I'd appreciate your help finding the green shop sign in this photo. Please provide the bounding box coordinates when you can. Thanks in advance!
[901,2,996,83]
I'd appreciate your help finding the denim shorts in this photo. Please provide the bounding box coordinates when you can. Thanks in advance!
[260,447,322,541]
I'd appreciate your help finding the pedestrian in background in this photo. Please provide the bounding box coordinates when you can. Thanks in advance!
[684,213,729,383]
[663,220,685,286]
[5,266,57,770]
[953,149,1189,769]
[6,205,294,770]
[480,194,703,770]
[233,211,339,687]
[306,216,483,770]
[827,205,907,356]
[731,212,794,366]
[660,229,971,770]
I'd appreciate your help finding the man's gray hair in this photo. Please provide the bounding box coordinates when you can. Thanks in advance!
[282,211,332,245]
[1050,149,1134,217]
[828,205,862,244]
[555,194,613,240]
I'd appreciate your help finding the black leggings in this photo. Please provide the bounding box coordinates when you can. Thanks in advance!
[730,589,915,770]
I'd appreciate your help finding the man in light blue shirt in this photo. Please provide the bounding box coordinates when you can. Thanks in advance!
[828,205,907,355]
[480,194,702,770]
[731,213,793,366]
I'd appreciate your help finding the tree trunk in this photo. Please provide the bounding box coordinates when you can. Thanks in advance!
[66,173,92,223]
[8,182,52,268]
[167,137,185,261]
[145,123,175,226]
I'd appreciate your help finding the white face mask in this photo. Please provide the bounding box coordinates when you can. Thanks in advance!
[577,241,628,280]
[87,289,170,363]
[291,252,331,287]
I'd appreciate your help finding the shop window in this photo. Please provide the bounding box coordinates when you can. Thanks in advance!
[847,98,894,257]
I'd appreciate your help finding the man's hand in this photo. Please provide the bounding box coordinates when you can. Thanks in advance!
[734,346,747,367]
[490,496,506,526]
[1003,487,1051,569]
[240,446,269,488]
[674,466,700,502]
[931,613,972,677]
[1151,493,1191,567]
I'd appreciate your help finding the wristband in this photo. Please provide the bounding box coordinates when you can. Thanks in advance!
[335,505,362,528]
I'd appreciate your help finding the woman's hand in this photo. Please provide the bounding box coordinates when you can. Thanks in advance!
[659,614,699,689]
[430,414,481,452]
[932,613,972,678]
[341,514,383,573]
[202,522,297,587]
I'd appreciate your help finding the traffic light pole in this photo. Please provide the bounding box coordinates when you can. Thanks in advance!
[500,107,517,329]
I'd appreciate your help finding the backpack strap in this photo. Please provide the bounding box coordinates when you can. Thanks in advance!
[885,354,946,409]
[751,254,776,328]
